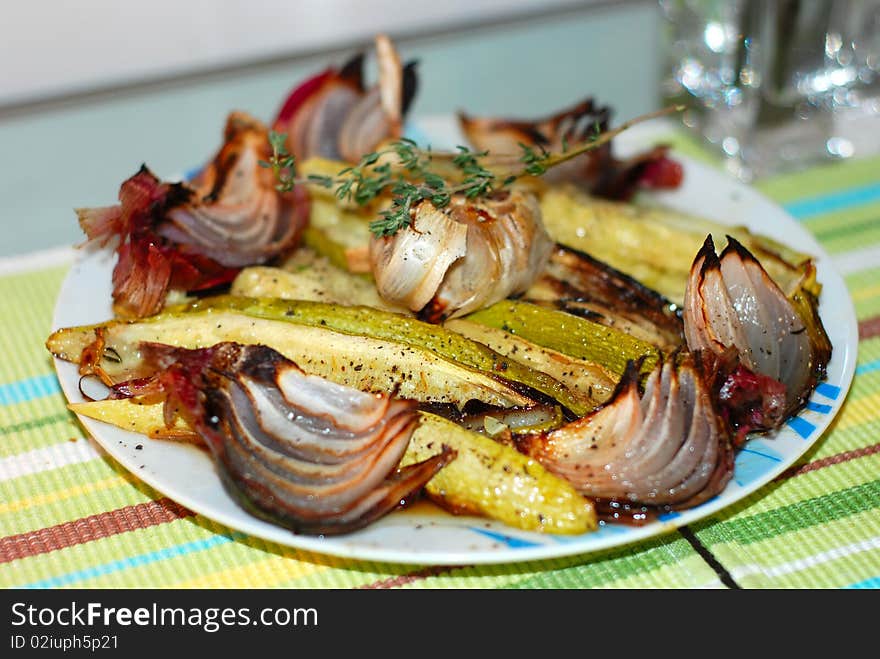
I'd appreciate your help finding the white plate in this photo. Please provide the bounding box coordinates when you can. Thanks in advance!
[52,117,858,566]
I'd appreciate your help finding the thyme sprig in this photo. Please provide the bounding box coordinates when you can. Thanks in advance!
[260,105,684,238]
[258,132,298,193]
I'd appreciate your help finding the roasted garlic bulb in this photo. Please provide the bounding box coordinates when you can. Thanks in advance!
[369,189,554,321]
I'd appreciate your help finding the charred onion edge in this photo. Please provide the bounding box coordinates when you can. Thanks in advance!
[457,97,683,199]
[515,353,734,512]
[111,341,455,536]
[274,36,418,163]
[532,244,685,350]
[683,233,831,427]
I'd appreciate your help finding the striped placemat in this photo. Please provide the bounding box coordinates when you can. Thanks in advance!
[1,143,878,589]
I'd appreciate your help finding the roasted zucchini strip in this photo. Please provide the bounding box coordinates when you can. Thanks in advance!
[233,263,614,415]
[445,318,616,410]
[539,184,812,304]
[47,296,590,412]
[466,299,661,378]
[525,245,684,351]
[403,413,597,534]
[232,258,404,313]
[302,198,374,273]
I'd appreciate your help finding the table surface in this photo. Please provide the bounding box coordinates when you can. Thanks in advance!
[0,3,661,259]
[1,124,878,589]
[2,5,879,589]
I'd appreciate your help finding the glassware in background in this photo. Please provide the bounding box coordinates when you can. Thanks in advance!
[659,0,880,181]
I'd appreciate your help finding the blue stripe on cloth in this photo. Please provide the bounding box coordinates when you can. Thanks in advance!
[844,576,880,589]
[21,533,243,588]
[856,360,880,376]
[0,375,61,406]
[784,182,880,219]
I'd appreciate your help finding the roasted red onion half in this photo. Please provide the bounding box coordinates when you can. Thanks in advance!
[516,354,734,510]
[78,112,308,318]
[458,97,683,200]
[369,189,554,322]
[116,342,453,536]
[683,235,831,433]
[273,34,418,163]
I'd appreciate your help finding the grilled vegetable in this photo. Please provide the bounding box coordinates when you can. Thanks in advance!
[370,189,554,322]
[69,396,596,534]
[301,197,374,273]
[466,299,661,378]
[516,354,734,510]
[231,251,404,312]
[273,35,418,164]
[525,245,684,351]
[77,112,309,318]
[456,404,564,437]
[458,96,683,200]
[109,342,451,535]
[445,318,616,412]
[402,412,596,533]
[48,295,588,413]
[539,184,812,304]
[683,235,832,434]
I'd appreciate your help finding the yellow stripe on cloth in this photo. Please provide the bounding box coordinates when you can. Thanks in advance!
[0,475,123,516]
[175,554,327,589]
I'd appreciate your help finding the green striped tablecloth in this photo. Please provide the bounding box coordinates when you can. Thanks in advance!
[1,138,878,589]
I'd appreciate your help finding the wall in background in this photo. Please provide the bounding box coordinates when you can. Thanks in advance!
[0,1,662,257]
[0,0,597,108]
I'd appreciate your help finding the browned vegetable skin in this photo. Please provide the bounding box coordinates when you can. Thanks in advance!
[46,296,591,414]
[683,235,831,430]
[444,318,617,412]
[370,189,554,322]
[538,184,814,305]
[123,341,453,536]
[77,112,308,319]
[458,97,682,200]
[274,35,418,164]
[516,354,734,511]
[69,395,597,534]
[465,299,662,380]
[525,245,684,351]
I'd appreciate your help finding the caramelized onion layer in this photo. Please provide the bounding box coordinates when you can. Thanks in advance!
[458,97,682,200]
[163,113,307,268]
[125,342,453,535]
[77,112,308,318]
[683,235,830,428]
[274,35,418,163]
[516,355,734,509]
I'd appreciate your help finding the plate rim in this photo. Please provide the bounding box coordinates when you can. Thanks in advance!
[50,117,859,566]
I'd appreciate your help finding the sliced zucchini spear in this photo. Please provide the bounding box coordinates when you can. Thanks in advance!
[68,399,597,535]
[231,262,401,312]
[445,318,617,410]
[48,295,592,414]
[302,198,374,273]
[539,184,813,304]
[466,299,661,378]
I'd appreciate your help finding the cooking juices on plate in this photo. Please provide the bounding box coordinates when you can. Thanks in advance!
[47,35,832,537]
